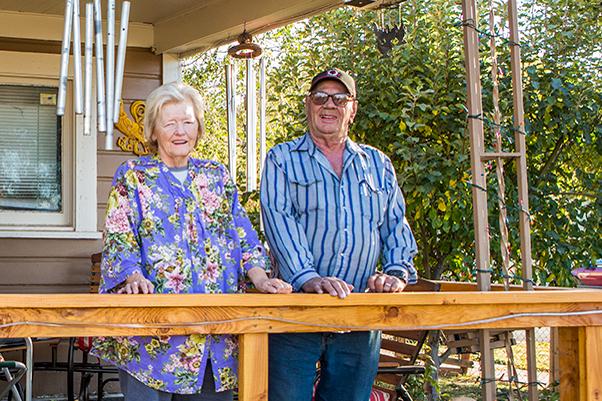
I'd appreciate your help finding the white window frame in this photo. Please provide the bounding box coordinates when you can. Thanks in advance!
[0,50,99,239]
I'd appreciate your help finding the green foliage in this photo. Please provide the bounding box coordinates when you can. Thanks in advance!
[517,0,601,285]
[182,0,601,287]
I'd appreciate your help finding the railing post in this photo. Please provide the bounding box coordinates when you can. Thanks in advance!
[549,327,560,386]
[559,326,602,401]
[582,326,602,400]
[461,0,495,397]
[239,333,268,401]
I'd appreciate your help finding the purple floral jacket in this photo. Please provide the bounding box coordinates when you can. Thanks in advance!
[91,155,267,394]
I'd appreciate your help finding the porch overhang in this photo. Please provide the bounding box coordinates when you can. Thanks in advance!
[0,0,344,55]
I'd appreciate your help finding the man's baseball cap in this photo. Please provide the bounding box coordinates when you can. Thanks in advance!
[309,68,356,97]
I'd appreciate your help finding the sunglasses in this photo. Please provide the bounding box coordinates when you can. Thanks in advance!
[308,91,354,107]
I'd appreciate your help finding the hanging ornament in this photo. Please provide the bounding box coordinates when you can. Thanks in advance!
[228,31,263,59]
[372,3,405,56]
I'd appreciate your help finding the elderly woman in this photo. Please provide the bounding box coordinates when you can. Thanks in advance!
[92,82,291,401]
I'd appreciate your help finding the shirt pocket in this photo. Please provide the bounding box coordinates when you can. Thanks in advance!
[288,174,323,214]
[359,178,387,226]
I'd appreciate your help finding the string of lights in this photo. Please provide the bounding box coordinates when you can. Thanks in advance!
[469,268,536,285]
[466,112,528,137]
[456,19,528,50]
[480,377,547,389]
[463,180,533,222]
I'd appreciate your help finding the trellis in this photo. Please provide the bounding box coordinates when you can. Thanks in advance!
[461,0,537,399]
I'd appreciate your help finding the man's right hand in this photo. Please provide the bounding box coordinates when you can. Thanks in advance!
[301,277,354,299]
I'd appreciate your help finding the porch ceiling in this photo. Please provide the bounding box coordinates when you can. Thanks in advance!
[0,0,343,55]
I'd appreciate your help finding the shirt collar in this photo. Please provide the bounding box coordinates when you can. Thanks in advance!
[293,132,368,159]
[345,138,368,159]
[141,153,200,171]
[292,133,316,156]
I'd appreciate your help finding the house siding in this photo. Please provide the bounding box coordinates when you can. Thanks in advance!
[0,40,162,294]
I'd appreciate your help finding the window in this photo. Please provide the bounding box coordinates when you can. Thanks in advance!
[0,85,62,213]
[0,50,97,238]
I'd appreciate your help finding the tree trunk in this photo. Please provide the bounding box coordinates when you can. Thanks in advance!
[426,330,441,401]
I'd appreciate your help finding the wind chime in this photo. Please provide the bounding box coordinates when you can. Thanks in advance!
[225,32,266,192]
[57,0,131,150]
[372,3,405,56]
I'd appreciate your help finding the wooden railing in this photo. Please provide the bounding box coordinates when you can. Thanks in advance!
[1,291,601,400]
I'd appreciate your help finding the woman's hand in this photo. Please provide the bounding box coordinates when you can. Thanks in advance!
[117,271,155,294]
[247,267,292,294]
[254,277,293,294]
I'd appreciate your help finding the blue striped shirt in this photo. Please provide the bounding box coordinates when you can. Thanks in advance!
[260,133,418,292]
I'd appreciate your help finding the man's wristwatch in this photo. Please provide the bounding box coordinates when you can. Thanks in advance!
[386,270,408,283]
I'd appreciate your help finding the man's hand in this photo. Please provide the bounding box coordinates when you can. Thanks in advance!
[117,271,155,294]
[367,273,407,293]
[301,277,354,299]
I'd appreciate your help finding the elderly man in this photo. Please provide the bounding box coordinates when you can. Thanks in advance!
[260,68,418,401]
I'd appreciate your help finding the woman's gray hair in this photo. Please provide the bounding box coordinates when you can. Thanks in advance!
[143,82,206,152]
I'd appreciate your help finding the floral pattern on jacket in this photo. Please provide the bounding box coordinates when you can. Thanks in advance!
[91,155,266,394]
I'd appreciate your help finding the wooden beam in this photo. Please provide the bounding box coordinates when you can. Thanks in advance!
[582,326,602,401]
[559,326,602,401]
[461,0,489,296]
[239,333,268,401]
[0,11,153,48]
[525,328,539,399]
[2,291,601,309]
[549,327,560,385]
[1,292,602,338]
[1,294,601,401]
[434,280,566,292]
[558,327,579,400]
[507,0,532,292]
[461,0,494,395]
[508,0,537,396]
[2,291,602,309]
[153,0,341,55]
[480,152,521,161]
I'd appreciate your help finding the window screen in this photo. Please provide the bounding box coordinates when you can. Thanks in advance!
[0,85,62,212]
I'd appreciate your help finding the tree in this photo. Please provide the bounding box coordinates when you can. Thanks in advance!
[183,1,599,399]
[183,0,601,285]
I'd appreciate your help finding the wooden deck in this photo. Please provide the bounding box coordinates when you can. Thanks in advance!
[1,291,601,400]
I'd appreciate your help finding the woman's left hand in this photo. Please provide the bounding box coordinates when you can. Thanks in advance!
[255,278,293,294]
[117,271,155,294]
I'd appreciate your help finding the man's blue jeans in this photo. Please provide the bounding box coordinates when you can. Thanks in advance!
[268,331,381,401]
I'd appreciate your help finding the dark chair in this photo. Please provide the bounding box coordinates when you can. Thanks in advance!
[0,359,26,401]
[0,337,36,401]
[34,253,119,401]
[372,278,441,401]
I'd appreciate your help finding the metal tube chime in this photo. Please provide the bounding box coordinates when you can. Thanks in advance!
[72,0,83,114]
[93,0,106,133]
[58,0,130,148]
[258,57,267,233]
[259,57,267,175]
[84,1,94,136]
[113,0,131,123]
[105,0,116,149]
[245,59,257,192]
[226,64,238,184]
[57,0,74,116]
